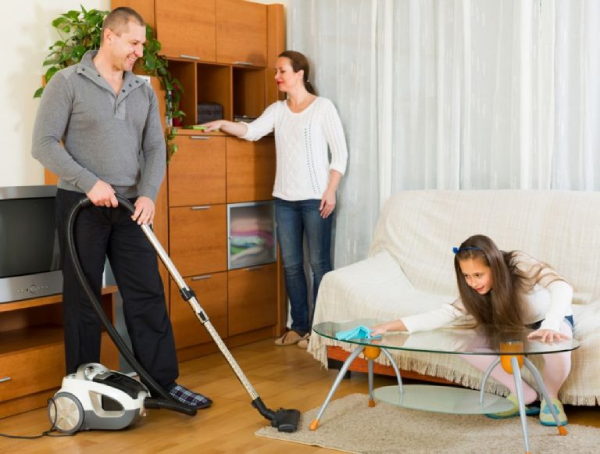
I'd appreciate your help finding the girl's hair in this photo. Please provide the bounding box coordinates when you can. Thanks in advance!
[278,50,317,95]
[453,234,564,328]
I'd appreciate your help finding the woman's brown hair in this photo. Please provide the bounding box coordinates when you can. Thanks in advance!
[278,50,317,95]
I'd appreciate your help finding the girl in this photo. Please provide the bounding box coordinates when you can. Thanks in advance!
[371,234,574,425]
[202,51,348,349]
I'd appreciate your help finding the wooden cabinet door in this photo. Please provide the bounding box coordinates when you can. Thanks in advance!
[169,205,227,276]
[170,272,227,349]
[168,135,226,206]
[227,263,277,336]
[155,0,216,61]
[227,137,276,203]
[216,0,267,67]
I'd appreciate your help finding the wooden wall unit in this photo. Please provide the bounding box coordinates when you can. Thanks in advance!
[110,0,287,355]
[0,289,119,419]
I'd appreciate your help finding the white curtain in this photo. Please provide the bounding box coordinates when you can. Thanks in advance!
[289,0,600,267]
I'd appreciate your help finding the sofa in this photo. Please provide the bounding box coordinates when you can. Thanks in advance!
[308,190,600,405]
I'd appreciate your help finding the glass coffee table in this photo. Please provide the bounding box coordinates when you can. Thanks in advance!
[312,319,580,454]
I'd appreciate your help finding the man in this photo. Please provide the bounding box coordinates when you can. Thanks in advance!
[32,7,211,410]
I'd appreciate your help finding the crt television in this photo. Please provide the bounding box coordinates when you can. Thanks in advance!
[0,185,63,303]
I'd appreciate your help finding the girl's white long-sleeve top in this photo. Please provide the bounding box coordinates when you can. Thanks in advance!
[402,252,574,333]
[240,97,348,201]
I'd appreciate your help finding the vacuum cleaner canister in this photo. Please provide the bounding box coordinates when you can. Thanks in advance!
[49,363,150,434]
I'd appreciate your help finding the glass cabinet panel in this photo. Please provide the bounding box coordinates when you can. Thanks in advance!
[227,201,276,270]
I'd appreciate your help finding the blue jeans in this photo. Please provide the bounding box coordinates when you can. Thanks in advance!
[275,198,333,334]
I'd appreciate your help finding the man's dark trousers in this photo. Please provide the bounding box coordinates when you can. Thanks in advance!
[55,188,179,388]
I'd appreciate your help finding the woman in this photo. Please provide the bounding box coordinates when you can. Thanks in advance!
[202,51,348,349]
[372,234,574,425]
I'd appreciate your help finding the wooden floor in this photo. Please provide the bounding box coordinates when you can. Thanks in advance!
[0,339,598,452]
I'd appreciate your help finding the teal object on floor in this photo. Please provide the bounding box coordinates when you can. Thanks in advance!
[335,325,381,341]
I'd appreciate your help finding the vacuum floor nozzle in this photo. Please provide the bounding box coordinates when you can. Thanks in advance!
[270,408,301,433]
[252,397,300,432]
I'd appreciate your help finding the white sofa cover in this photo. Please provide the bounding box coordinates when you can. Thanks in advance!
[308,190,600,405]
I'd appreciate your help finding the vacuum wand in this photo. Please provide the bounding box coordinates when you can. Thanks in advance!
[115,195,300,432]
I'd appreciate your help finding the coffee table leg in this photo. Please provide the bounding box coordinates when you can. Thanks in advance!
[368,358,375,407]
[479,357,501,409]
[523,357,568,435]
[511,356,532,454]
[309,345,365,431]
[380,348,404,398]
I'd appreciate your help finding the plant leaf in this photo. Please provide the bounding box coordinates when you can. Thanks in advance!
[45,66,59,83]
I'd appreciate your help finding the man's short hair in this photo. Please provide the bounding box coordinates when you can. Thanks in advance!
[101,7,146,44]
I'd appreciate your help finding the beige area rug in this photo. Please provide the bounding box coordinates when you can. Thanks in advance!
[256,394,600,453]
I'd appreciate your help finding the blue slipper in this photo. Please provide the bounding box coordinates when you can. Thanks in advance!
[486,394,540,419]
[540,398,568,426]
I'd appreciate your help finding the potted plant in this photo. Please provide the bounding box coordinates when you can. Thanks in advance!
[34,6,184,160]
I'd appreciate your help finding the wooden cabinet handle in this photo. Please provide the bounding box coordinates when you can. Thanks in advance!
[191,275,212,281]
[190,136,210,140]
[233,61,254,66]
[179,54,200,60]
[245,266,263,271]
[191,206,210,210]
[0,377,12,383]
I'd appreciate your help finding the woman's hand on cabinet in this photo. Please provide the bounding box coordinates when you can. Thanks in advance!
[200,120,247,137]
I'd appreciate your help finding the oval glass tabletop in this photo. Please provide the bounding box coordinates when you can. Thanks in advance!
[313,319,580,355]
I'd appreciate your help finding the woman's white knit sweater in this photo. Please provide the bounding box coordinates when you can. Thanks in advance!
[241,97,348,201]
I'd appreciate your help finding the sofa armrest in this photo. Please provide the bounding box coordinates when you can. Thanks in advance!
[313,250,454,327]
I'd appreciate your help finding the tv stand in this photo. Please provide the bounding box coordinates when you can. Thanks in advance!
[0,287,119,419]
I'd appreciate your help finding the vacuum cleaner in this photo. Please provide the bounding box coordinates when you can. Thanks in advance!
[49,195,300,434]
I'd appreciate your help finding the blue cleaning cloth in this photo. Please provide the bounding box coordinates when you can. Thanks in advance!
[335,325,382,341]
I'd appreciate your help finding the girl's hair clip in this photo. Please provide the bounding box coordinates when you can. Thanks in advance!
[453,246,481,254]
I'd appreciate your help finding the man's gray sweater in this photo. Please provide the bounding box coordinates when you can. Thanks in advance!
[32,50,166,201]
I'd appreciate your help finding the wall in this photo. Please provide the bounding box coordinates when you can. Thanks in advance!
[3,0,289,188]
[1,1,110,187]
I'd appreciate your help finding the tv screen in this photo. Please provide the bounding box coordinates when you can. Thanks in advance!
[0,185,62,303]
[0,197,60,278]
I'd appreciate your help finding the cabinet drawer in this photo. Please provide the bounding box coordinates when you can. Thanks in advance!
[0,327,119,402]
[170,273,228,349]
[169,205,227,276]
[216,0,267,67]
[228,263,277,336]
[168,136,226,206]
[156,0,216,61]
[227,137,276,203]
[0,343,64,402]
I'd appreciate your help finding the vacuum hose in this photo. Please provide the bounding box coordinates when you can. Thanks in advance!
[65,196,196,417]
[68,194,300,432]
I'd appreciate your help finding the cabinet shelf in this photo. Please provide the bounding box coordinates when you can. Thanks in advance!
[0,324,64,355]
[0,285,117,313]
